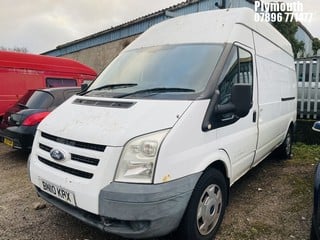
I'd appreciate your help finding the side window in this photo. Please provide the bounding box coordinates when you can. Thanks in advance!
[46,78,77,87]
[218,47,238,105]
[218,46,253,106]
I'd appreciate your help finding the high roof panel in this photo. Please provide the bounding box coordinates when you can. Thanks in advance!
[126,8,292,56]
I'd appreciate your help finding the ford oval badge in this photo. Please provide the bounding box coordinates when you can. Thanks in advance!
[50,149,65,161]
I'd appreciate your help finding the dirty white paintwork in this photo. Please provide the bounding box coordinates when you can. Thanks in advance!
[126,8,292,55]
[29,8,296,218]
[39,96,192,146]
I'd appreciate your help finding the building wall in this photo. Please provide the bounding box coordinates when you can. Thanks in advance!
[63,35,139,73]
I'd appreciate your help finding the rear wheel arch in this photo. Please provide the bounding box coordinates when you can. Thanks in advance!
[287,121,295,141]
[279,122,295,159]
[289,121,295,139]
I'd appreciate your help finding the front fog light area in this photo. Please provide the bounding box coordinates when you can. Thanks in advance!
[115,129,169,183]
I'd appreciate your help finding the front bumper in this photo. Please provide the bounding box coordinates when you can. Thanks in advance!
[35,172,201,239]
[0,126,36,150]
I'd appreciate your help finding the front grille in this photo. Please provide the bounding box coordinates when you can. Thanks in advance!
[39,143,100,166]
[38,156,93,179]
[39,143,52,152]
[41,132,106,152]
[71,154,99,166]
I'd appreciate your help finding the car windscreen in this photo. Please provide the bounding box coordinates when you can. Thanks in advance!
[86,44,223,99]
[24,91,54,109]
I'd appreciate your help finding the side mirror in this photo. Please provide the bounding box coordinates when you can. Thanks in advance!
[313,121,320,132]
[202,84,252,131]
[81,83,89,91]
[231,83,252,118]
[215,83,252,118]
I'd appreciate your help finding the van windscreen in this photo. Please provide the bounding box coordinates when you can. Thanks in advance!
[86,44,223,99]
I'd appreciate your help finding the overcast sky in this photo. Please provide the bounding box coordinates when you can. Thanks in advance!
[0,0,319,54]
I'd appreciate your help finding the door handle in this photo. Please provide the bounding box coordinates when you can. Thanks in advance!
[253,111,257,123]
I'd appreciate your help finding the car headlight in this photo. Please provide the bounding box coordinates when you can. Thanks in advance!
[115,129,169,183]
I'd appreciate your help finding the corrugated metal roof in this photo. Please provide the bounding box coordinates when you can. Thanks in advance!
[43,0,221,56]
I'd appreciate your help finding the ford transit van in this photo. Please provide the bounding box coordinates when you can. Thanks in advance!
[28,8,297,239]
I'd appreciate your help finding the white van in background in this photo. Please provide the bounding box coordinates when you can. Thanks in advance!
[28,8,297,240]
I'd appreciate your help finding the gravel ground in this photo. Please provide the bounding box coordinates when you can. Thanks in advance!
[0,143,315,240]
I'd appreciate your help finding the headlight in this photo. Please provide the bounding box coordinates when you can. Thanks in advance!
[115,129,169,183]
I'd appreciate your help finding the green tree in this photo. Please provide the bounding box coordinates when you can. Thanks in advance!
[269,2,304,58]
[271,17,304,58]
[312,38,320,56]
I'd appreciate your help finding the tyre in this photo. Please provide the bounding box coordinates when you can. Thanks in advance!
[176,169,227,240]
[278,128,293,159]
[310,223,317,240]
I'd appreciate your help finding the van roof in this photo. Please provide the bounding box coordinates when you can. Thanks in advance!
[126,8,292,56]
[0,51,97,76]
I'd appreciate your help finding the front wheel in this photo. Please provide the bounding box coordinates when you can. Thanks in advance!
[176,169,227,240]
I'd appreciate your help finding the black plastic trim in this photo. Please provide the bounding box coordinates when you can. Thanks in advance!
[41,132,106,152]
[39,143,100,166]
[281,97,295,101]
[73,98,136,108]
[38,156,93,179]
[71,154,99,166]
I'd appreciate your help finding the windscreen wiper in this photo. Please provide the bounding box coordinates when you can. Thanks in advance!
[79,83,138,95]
[117,87,195,98]
[18,103,28,109]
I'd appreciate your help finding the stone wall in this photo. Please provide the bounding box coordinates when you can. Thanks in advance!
[62,35,139,74]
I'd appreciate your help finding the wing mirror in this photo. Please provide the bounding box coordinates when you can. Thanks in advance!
[215,83,252,118]
[81,83,89,91]
[202,83,252,131]
[231,83,252,118]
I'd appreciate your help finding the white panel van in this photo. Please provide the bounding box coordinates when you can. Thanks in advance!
[28,8,297,240]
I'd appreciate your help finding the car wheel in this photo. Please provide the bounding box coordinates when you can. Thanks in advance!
[176,169,227,240]
[278,128,293,159]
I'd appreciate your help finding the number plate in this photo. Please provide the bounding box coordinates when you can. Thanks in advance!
[39,179,76,206]
[3,138,13,147]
